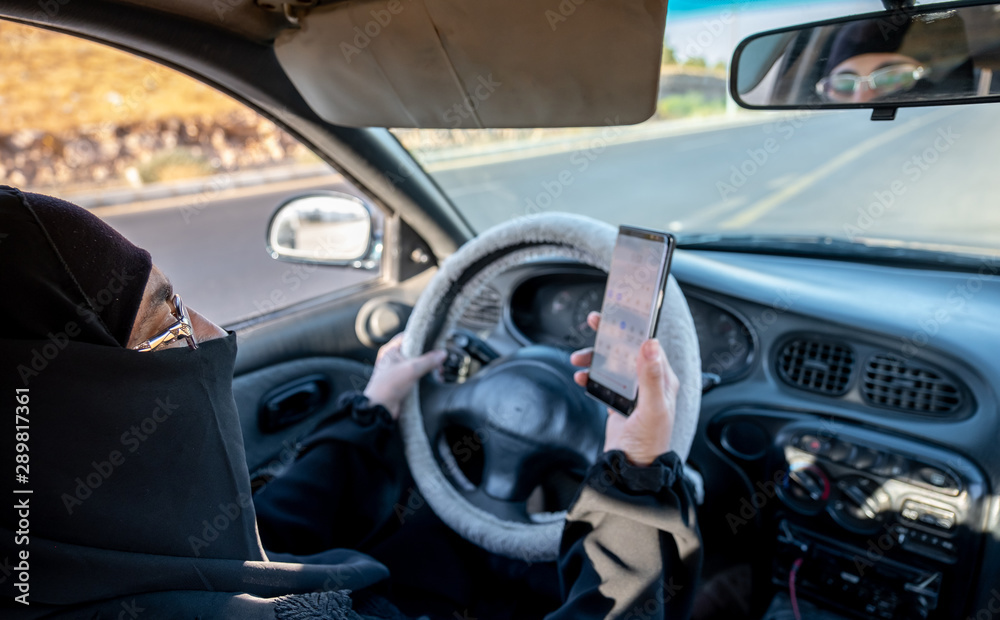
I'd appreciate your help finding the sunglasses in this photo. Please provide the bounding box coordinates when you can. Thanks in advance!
[816,64,927,101]
[131,294,199,352]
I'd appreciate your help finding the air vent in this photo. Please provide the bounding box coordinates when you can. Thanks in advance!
[777,338,855,396]
[460,286,502,328]
[861,354,962,415]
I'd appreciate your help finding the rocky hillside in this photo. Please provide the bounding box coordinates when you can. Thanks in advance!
[0,21,312,192]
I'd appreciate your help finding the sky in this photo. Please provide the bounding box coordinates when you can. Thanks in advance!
[663,0,891,65]
[666,0,875,17]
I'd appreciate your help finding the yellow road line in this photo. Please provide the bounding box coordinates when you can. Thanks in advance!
[718,109,954,230]
[682,195,748,228]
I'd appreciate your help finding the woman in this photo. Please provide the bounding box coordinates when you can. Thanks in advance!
[0,185,700,618]
[816,13,975,104]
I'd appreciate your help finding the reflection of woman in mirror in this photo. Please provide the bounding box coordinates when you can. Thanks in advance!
[817,14,975,103]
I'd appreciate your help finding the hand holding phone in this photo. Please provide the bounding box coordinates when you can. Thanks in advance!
[585,225,675,415]
[571,312,678,467]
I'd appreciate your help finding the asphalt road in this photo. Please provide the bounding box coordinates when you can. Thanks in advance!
[103,175,379,327]
[433,105,999,245]
[103,104,1000,326]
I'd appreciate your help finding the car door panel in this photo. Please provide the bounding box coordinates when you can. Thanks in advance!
[232,268,434,475]
[234,356,371,476]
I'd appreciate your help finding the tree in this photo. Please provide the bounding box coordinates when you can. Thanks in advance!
[662,42,678,66]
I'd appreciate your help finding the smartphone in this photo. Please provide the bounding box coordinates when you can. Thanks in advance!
[586,225,676,415]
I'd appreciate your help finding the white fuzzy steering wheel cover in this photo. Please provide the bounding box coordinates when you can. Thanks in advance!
[399,213,701,562]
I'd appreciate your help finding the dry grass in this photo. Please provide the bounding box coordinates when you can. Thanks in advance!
[0,21,243,134]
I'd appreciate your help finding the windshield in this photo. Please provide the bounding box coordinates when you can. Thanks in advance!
[391,0,999,260]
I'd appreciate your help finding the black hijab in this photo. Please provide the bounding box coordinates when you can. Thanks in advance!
[0,186,151,348]
[0,187,395,618]
[824,13,975,98]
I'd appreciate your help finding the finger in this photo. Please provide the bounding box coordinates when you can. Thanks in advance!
[587,311,601,331]
[407,349,448,378]
[377,345,403,368]
[634,339,676,418]
[573,369,589,387]
[569,347,593,367]
[376,334,404,363]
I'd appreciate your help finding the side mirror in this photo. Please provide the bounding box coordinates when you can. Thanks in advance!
[266,192,381,269]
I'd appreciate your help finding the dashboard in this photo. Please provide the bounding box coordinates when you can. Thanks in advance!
[456,252,1000,620]
[504,268,755,383]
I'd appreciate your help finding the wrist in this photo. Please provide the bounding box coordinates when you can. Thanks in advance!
[591,449,683,494]
[342,392,394,428]
[362,387,399,419]
[603,440,671,468]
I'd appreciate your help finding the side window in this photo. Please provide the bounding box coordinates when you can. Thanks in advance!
[0,21,383,326]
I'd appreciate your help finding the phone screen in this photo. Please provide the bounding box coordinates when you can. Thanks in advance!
[589,230,670,402]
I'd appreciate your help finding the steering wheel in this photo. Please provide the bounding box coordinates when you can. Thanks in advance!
[399,213,701,562]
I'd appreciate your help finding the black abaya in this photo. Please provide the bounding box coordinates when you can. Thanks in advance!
[254,392,703,620]
[1,184,702,619]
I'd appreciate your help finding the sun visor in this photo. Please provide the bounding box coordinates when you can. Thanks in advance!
[274,0,668,128]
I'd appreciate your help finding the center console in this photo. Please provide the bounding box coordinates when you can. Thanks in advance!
[712,410,988,620]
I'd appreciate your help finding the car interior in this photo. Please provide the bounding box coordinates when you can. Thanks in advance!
[3,0,999,619]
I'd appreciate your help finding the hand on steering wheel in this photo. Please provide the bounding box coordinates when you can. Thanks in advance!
[570,311,678,467]
[364,334,447,419]
[397,213,700,560]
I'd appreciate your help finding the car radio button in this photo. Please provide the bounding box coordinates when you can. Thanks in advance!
[870,453,907,478]
[914,466,960,494]
[847,446,880,470]
[901,500,955,531]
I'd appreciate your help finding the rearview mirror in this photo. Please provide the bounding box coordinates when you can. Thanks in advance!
[266,193,381,269]
[731,2,1000,113]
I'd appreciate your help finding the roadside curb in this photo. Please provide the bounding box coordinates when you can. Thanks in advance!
[67,163,332,209]
[75,112,790,210]
[418,112,775,172]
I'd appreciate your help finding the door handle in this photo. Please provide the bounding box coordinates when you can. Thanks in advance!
[258,374,331,433]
